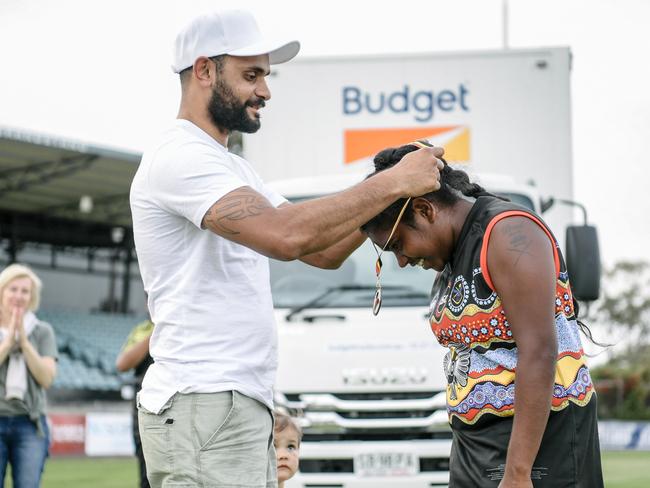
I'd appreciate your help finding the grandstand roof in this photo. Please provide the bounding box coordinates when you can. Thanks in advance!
[0,126,141,248]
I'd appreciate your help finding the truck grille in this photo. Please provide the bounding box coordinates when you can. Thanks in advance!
[284,391,437,402]
[303,431,452,442]
[277,390,450,441]
[299,457,450,473]
[338,410,436,419]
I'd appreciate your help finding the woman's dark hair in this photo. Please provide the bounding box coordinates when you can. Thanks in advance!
[361,143,500,234]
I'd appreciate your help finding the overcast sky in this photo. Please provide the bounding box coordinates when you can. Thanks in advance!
[1,0,648,266]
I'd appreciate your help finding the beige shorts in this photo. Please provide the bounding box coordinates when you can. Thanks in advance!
[138,390,277,488]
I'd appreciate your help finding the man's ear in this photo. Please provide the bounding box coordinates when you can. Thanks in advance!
[412,197,437,224]
[193,57,214,86]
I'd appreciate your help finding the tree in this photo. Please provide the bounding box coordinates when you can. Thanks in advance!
[589,260,650,344]
[587,260,650,419]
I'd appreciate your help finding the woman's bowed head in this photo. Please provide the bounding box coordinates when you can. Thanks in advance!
[362,142,491,273]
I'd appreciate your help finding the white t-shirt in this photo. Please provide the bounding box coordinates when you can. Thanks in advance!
[130,119,286,413]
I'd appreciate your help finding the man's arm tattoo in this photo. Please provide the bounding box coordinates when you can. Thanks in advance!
[503,221,533,266]
[204,188,272,235]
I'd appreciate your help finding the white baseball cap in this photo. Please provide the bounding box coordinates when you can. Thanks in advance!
[171,9,300,73]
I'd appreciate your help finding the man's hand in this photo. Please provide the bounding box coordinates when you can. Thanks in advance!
[387,146,445,197]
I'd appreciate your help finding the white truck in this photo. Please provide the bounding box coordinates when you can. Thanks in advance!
[245,48,600,487]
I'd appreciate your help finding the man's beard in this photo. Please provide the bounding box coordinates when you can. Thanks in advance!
[207,79,265,134]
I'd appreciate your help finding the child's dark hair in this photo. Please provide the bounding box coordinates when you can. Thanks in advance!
[274,411,303,442]
[361,143,501,234]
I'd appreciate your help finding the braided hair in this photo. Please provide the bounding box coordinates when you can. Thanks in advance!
[361,143,502,233]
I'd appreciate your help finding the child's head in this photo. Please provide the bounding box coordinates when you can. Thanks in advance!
[273,411,302,484]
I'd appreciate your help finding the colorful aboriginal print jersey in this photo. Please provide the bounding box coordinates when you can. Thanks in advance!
[428,196,594,428]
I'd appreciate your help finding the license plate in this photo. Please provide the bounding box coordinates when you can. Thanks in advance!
[354,452,419,477]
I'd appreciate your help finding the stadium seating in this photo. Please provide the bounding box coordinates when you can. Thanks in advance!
[39,309,145,392]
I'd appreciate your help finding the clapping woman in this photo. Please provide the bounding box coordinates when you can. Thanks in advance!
[0,264,57,488]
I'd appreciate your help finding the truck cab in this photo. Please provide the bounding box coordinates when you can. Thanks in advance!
[267,172,550,488]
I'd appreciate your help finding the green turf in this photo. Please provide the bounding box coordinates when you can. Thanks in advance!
[601,451,650,488]
[5,457,138,488]
[1,451,647,487]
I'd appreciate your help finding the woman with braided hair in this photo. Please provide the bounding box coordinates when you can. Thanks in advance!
[362,142,603,488]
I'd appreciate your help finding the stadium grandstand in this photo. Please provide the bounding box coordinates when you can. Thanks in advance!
[0,125,147,415]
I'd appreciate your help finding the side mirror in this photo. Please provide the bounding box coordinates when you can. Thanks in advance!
[565,225,601,301]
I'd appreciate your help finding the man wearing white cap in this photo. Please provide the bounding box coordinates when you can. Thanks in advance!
[130,9,445,487]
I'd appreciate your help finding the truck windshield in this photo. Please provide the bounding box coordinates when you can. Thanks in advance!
[270,239,433,309]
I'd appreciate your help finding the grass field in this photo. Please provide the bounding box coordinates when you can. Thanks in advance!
[600,451,650,488]
[3,451,648,487]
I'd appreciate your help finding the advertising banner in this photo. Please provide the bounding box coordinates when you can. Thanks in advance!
[599,420,650,451]
[48,414,86,456]
[85,412,134,456]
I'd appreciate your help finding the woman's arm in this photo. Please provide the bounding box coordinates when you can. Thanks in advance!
[487,216,558,488]
[13,307,57,389]
[20,339,56,389]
